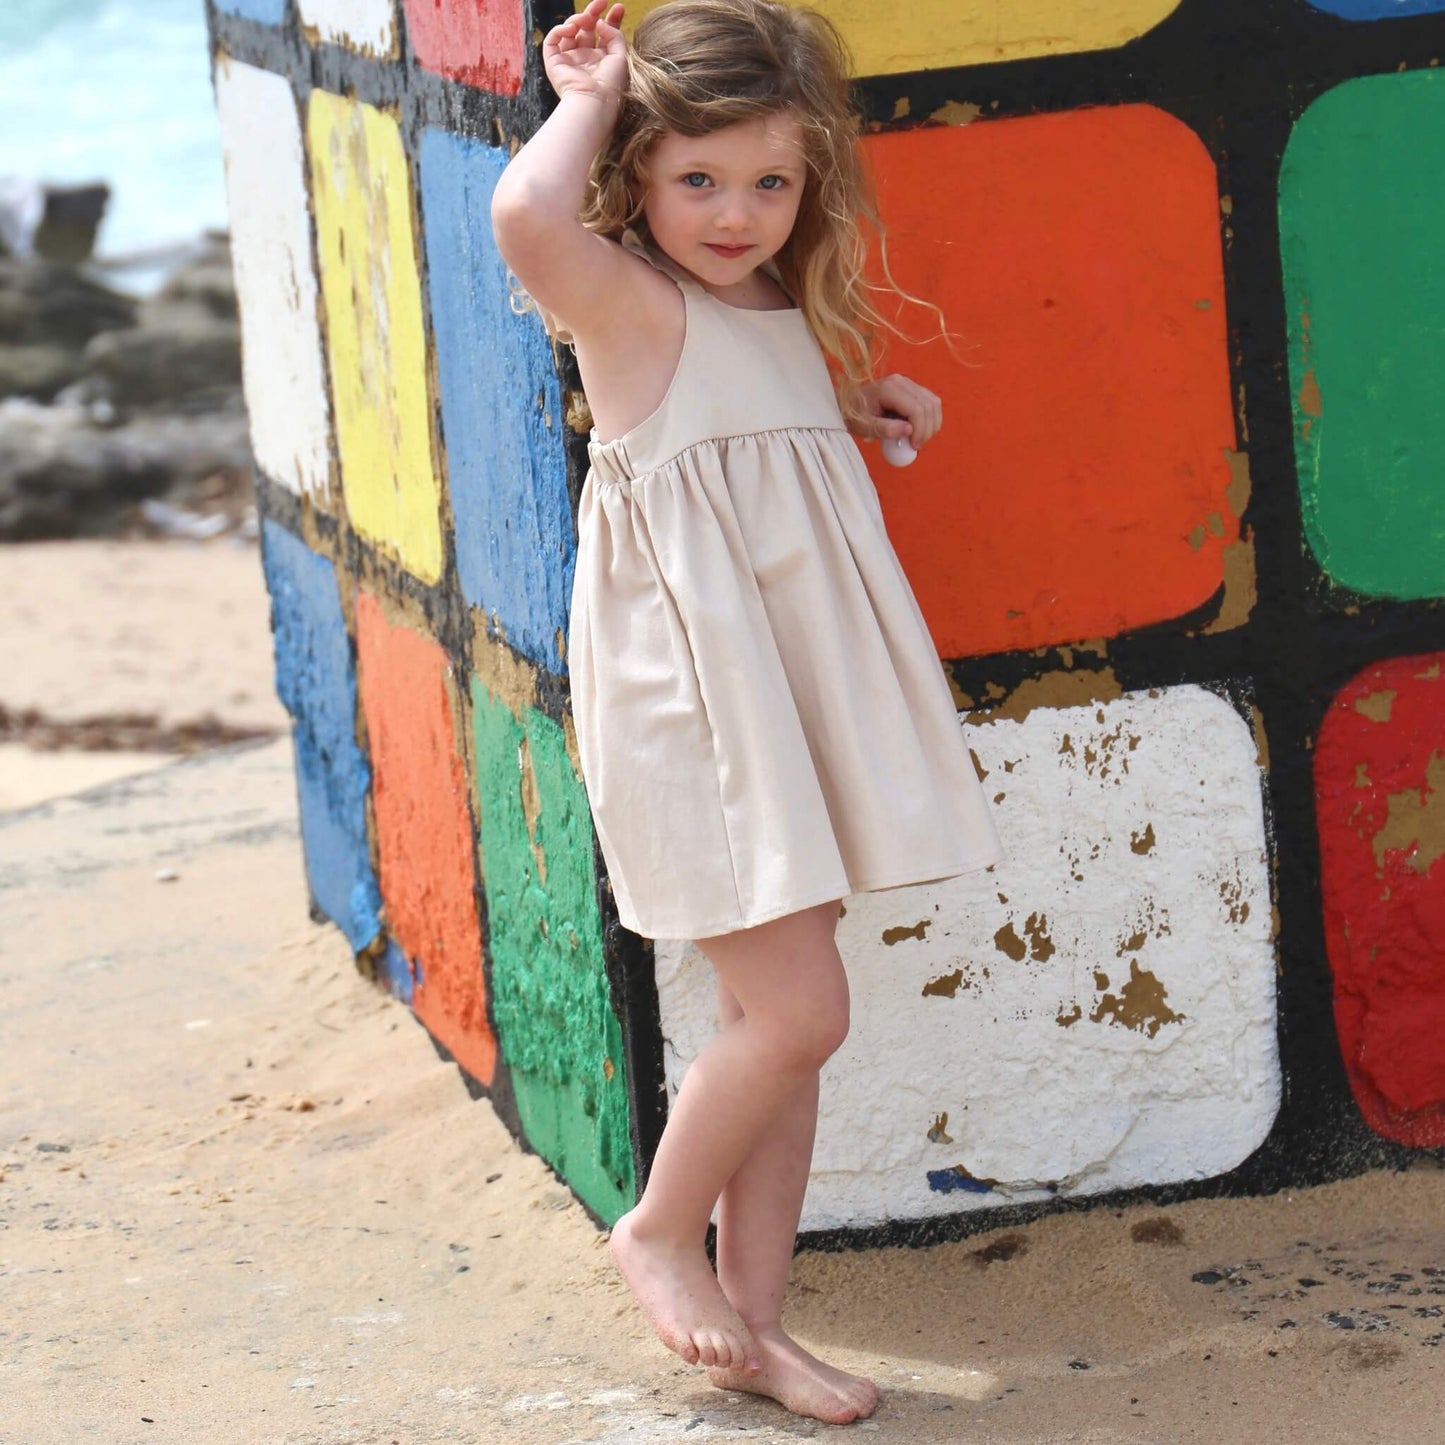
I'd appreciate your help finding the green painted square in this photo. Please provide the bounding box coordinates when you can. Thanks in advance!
[471,680,635,1224]
[1280,68,1445,600]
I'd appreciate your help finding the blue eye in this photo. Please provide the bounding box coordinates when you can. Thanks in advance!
[759,175,786,191]
[683,172,709,188]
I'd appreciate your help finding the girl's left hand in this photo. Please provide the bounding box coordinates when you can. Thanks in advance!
[851,373,943,448]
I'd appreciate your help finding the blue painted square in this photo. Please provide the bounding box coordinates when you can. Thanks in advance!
[418,128,576,676]
[212,0,286,23]
[261,518,383,951]
[1304,1,1445,16]
[378,938,416,1005]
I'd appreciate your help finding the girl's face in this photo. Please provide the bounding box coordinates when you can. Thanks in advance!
[639,110,808,292]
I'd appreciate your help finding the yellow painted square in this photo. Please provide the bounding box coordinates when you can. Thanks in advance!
[307,90,442,583]
[607,0,1183,74]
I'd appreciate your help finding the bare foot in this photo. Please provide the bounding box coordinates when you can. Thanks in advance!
[706,1322,879,1424]
[608,1210,761,1373]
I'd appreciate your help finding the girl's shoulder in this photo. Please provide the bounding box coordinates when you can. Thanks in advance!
[531,228,683,349]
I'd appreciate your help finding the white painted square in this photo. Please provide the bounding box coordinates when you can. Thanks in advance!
[655,683,1281,1231]
[213,55,332,502]
[296,0,398,57]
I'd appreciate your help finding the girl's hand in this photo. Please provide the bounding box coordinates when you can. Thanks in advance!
[543,2,629,104]
[851,374,943,449]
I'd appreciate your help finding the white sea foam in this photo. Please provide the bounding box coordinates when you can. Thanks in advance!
[0,0,228,290]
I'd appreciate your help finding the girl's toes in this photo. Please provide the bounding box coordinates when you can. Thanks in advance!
[694,1333,720,1368]
[679,1338,700,1366]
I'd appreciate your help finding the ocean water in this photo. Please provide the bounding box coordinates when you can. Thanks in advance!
[0,0,229,290]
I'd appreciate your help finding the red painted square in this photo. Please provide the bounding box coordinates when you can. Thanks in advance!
[355,591,496,1084]
[402,0,524,95]
[861,106,1239,658]
[1314,651,1445,1145]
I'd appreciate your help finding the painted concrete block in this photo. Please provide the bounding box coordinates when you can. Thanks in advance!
[418,130,575,674]
[471,670,634,1224]
[1315,653,1445,1146]
[355,591,495,1085]
[261,519,382,952]
[402,0,524,96]
[612,0,1183,72]
[214,0,285,21]
[860,106,1243,659]
[656,684,1279,1231]
[1280,69,1445,600]
[307,90,443,584]
[297,0,400,57]
[213,55,332,503]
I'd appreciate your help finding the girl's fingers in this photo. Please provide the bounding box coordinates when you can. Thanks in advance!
[883,377,942,444]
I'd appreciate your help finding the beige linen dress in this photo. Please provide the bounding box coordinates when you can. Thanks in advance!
[560,229,1004,941]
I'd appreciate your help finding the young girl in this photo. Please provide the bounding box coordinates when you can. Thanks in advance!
[491,0,1004,1425]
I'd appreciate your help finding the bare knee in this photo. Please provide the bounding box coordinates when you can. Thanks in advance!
[766,990,850,1071]
[700,904,851,1068]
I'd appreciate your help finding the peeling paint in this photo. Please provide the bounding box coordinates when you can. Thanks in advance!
[994,921,1027,962]
[1219,870,1252,925]
[929,100,983,126]
[1202,447,1257,634]
[1089,960,1186,1039]
[922,968,965,998]
[1372,751,1445,873]
[1355,690,1396,723]
[1022,911,1055,962]
[883,919,932,945]
[969,669,1123,727]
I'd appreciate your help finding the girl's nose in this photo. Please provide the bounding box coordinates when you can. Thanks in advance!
[716,193,752,231]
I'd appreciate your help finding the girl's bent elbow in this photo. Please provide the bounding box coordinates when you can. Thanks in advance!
[491,188,562,251]
[489,180,525,234]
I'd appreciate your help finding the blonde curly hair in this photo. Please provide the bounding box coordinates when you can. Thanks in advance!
[574,0,954,427]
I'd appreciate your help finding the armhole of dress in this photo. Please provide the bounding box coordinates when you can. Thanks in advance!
[537,304,577,349]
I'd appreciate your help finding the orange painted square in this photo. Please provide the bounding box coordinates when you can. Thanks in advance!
[355,592,495,1084]
[862,106,1238,658]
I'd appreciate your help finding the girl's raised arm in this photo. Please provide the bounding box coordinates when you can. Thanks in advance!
[491,2,641,339]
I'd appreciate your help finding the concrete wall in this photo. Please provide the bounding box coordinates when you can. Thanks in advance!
[209,0,1444,1241]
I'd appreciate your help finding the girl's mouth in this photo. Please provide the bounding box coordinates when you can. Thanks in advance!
[705,243,753,258]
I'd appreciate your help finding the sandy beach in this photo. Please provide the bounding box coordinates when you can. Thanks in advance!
[2,537,1442,1444]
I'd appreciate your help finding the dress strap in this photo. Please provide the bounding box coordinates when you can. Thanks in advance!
[622,229,800,308]
[619,226,705,295]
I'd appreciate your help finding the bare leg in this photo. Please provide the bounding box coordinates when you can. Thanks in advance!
[704,937,879,1423]
[609,899,850,1376]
